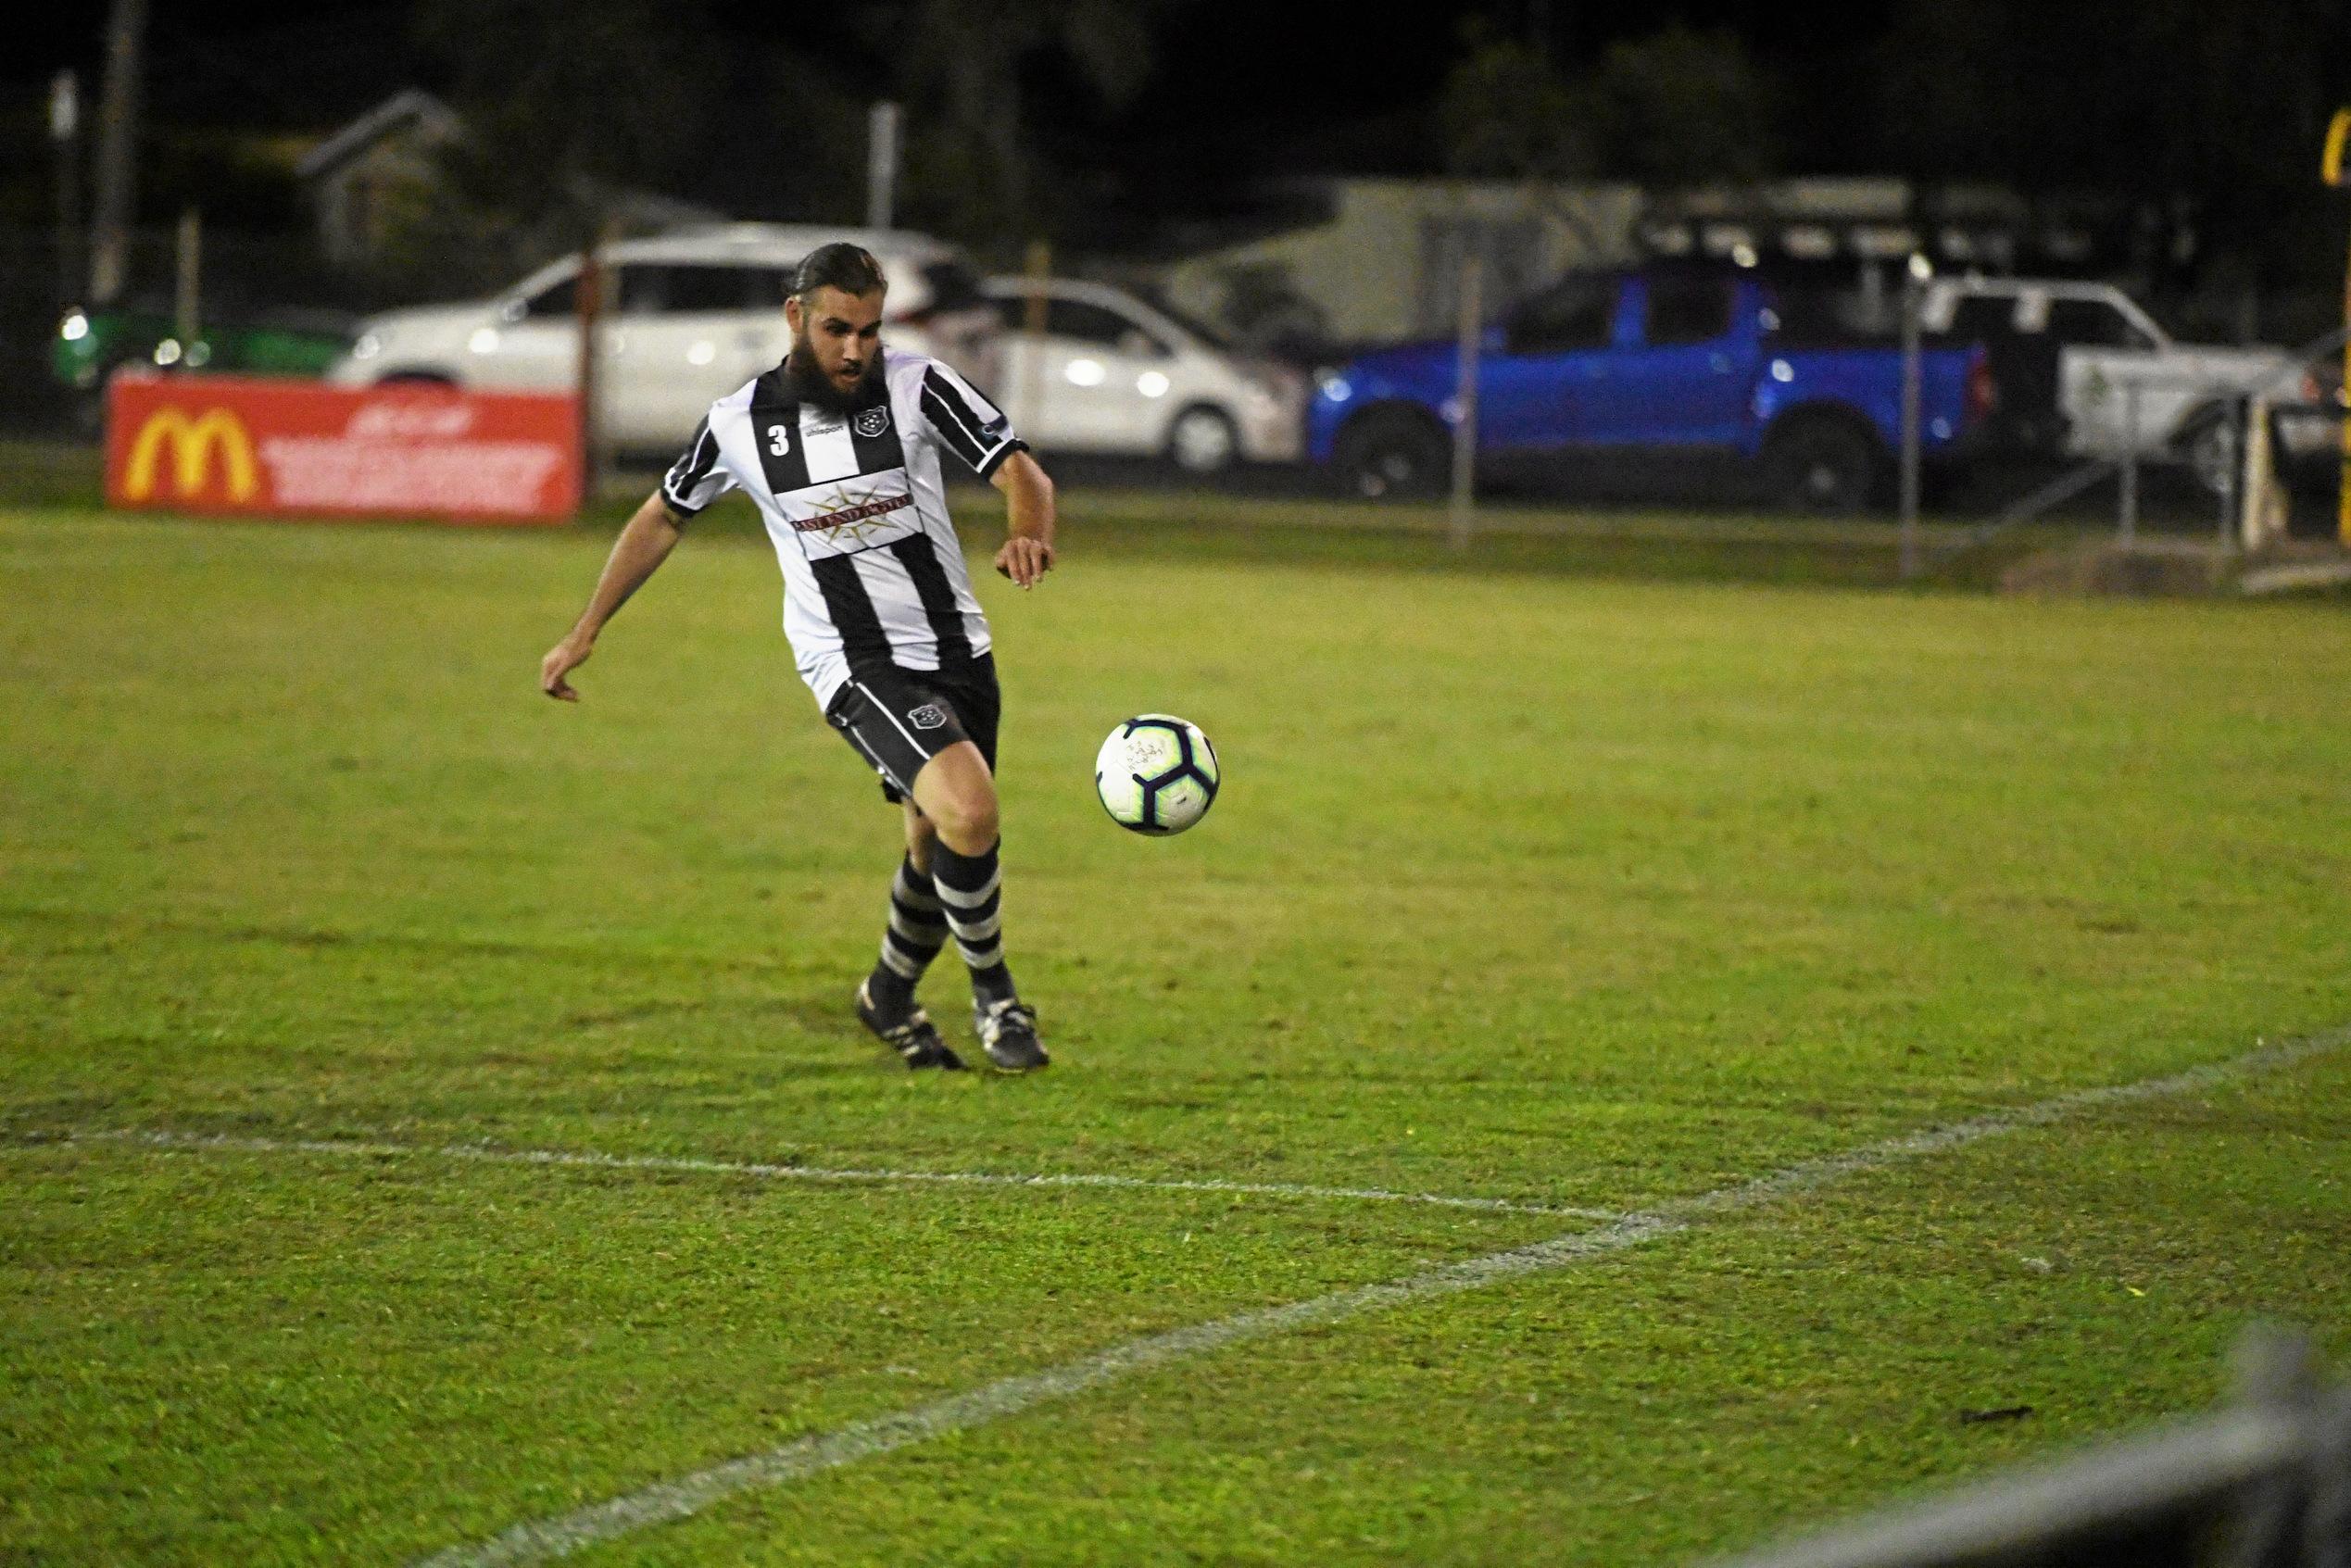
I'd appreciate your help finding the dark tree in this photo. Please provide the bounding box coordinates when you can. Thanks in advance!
[1588,25,1780,189]
[878,0,1187,249]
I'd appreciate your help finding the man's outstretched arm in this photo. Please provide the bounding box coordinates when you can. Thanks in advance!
[989,450,1056,588]
[539,492,686,701]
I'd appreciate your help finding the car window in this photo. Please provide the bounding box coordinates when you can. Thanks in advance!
[2046,298,2148,349]
[616,264,773,315]
[1044,297,1168,356]
[519,275,578,319]
[739,267,792,308]
[1644,278,1731,345]
[991,287,1048,332]
[1134,291,1235,353]
[1507,276,1616,355]
[1949,295,2020,341]
[1761,281,1884,342]
[920,260,987,314]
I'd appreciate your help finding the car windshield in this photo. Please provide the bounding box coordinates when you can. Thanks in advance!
[1128,290,1236,353]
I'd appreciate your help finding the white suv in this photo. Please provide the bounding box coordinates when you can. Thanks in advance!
[981,277,1304,472]
[328,224,1000,454]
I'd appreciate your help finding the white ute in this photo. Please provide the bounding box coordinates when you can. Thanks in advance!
[1923,278,2322,490]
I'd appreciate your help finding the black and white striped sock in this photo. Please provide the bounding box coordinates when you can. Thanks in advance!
[929,838,1016,1006]
[867,854,947,1010]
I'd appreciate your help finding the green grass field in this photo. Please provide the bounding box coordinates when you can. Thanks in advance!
[4,498,2349,1565]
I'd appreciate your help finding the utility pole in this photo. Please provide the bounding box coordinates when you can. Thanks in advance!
[89,0,147,307]
[573,218,618,510]
[50,71,81,314]
[867,102,901,232]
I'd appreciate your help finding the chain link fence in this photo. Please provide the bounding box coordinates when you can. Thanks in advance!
[0,223,542,437]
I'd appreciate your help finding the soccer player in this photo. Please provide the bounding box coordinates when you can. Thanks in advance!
[538,243,1057,1073]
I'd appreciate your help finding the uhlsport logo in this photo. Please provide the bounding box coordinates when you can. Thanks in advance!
[853,405,891,440]
[121,407,260,504]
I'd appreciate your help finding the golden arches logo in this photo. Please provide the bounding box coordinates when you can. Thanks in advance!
[122,408,259,503]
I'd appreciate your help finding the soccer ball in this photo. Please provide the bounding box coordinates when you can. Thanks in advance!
[1094,715,1220,835]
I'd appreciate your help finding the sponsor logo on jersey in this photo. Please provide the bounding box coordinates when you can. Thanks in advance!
[854,405,891,439]
[909,704,948,730]
[788,482,916,548]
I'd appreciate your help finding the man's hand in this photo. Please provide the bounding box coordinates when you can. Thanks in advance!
[540,633,593,702]
[540,492,687,703]
[989,450,1056,589]
[994,535,1056,588]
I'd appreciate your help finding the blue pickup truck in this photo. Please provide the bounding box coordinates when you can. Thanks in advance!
[1310,264,1993,511]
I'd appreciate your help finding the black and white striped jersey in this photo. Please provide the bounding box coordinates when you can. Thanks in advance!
[659,349,1028,709]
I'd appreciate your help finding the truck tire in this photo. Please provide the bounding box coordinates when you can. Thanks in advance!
[1334,408,1448,500]
[1764,414,1885,515]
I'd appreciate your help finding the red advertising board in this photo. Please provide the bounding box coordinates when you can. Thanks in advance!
[106,374,580,523]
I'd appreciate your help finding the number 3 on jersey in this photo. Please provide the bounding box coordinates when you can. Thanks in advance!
[767,423,791,458]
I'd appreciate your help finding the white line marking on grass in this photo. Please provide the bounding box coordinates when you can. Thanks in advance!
[412,1027,2349,1568]
[26,1128,1622,1222]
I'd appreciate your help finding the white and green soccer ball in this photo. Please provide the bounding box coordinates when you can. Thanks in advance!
[1094,715,1220,835]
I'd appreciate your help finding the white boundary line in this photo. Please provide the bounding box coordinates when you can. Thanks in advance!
[15,1128,1624,1222]
[409,1027,2348,1568]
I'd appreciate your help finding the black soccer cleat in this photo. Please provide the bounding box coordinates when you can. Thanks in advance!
[974,997,1049,1074]
[857,979,965,1071]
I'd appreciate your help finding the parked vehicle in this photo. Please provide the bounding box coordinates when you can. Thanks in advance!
[1310,264,1993,511]
[2271,361,2347,504]
[54,302,353,433]
[325,224,999,454]
[1920,278,2320,490]
[981,277,1305,472]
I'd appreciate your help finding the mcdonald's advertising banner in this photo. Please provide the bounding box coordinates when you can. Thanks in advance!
[107,374,580,523]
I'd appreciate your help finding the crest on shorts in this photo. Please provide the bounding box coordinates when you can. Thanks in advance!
[854,405,892,440]
[909,704,948,730]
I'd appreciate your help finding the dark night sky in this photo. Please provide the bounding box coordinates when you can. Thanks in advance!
[17,1,1901,178]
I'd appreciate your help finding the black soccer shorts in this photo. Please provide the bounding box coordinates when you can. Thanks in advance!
[823,655,1001,805]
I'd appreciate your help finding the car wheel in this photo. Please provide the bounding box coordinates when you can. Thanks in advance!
[1765,416,1884,514]
[1167,406,1239,475]
[1335,410,1449,500]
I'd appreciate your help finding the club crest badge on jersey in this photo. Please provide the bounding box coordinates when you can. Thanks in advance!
[854,406,891,440]
[909,704,948,730]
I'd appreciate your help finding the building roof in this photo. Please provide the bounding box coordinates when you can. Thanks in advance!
[295,90,463,183]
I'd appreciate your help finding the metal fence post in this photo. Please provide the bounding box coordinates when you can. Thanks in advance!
[2118,382,2140,545]
[1899,258,1924,578]
[2219,396,2241,548]
[173,207,199,353]
[1449,251,1482,550]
